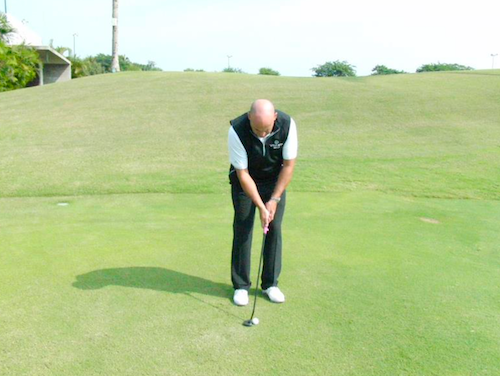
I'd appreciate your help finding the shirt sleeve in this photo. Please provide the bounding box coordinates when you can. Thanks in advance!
[283,118,298,160]
[228,126,248,170]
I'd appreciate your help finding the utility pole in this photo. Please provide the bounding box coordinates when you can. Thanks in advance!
[491,54,498,70]
[73,33,78,58]
[4,0,7,14]
[111,0,120,73]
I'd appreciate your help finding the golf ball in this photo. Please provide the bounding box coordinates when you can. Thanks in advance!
[252,318,259,325]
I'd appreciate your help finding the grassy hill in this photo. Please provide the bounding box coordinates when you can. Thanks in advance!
[1,70,499,199]
[1,71,500,376]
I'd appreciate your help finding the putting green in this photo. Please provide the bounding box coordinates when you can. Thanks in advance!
[1,191,499,375]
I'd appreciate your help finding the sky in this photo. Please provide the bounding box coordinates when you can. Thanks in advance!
[6,0,500,76]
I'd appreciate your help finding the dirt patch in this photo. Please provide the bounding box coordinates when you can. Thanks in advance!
[419,217,441,224]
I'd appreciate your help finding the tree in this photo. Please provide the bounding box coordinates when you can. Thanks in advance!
[94,53,113,72]
[259,67,280,76]
[94,54,146,72]
[54,46,72,58]
[0,13,14,41]
[143,61,161,71]
[371,65,406,75]
[416,63,473,73]
[63,52,161,78]
[0,13,41,92]
[0,43,41,91]
[223,67,245,73]
[311,60,356,77]
[68,56,106,78]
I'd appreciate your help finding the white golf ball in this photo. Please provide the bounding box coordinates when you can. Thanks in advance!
[252,317,259,325]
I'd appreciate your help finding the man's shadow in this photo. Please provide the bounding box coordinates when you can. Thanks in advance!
[72,267,244,319]
[73,267,232,297]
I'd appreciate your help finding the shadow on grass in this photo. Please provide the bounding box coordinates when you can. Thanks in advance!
[72,267,232,299]
[72,267,248,321]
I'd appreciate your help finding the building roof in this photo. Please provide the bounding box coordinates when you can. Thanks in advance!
[35,46,71,65]
[5,13,43,46]
[4,14,71,66]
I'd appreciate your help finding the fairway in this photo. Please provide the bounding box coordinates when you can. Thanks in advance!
[1,71,500,375]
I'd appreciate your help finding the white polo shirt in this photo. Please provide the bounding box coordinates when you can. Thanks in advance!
[228,118,298,170]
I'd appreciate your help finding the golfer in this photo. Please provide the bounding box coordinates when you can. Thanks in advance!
[228,99,298,306]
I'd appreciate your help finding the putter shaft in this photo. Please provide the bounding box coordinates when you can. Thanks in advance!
[243,226,268,327]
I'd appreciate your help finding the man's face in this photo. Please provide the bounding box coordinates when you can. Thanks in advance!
[248,111,278,138]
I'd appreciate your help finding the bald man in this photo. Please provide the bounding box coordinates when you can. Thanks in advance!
[228,99,298,306]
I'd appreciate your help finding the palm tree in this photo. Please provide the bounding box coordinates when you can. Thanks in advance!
[54,46,72,57]
[0,13,14,42]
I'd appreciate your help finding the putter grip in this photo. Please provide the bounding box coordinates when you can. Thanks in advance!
[264,226,269,234]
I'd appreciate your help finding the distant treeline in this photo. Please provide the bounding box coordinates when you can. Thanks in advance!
[55,48,162,78]
[184,67,281,76]
[188,62,475,78]
[311,61,475,77]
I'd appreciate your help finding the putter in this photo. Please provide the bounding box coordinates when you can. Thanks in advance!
[243,225,269,327]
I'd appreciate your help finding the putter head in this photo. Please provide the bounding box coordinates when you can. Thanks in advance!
[243,319,254,327]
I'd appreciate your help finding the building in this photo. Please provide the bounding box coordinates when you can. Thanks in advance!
[5,14,71,86]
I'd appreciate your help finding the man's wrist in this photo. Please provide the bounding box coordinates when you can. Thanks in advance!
[270,196,281,203]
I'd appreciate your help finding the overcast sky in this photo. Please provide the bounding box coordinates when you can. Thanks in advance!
[6,0,500,76]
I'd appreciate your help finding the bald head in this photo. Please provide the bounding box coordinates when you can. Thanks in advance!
[250,99,275,115]
[248,99,277,137]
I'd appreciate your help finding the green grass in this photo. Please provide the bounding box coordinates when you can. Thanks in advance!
[1,70,500,375]
[1,70,499,198]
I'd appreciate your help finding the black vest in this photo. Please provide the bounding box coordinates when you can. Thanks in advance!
[229,110,291,185]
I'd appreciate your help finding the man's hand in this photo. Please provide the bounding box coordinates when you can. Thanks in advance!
[258,206,270,229]
[265,200,278,223]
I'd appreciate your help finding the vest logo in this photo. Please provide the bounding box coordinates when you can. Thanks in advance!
[270,140,284,150]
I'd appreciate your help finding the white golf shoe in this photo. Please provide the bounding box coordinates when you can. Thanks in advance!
[233,289,249,306]
[263,287,285,303]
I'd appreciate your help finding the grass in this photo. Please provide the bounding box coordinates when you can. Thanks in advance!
[1,70,500,375]
[1,70,499,198]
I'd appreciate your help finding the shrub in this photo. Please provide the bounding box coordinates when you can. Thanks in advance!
[93,54,161,73]
[61,52,162,78]
[222,67,245,73]
[142,61,162,71]
[416,63,474,73]
[371,65,406,75]
[259,67,280,76]
[0,14,41,92]
[311,60,356,77]
[68,56,106,78]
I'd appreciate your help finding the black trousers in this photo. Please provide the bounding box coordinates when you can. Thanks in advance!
[231,181,286,291]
